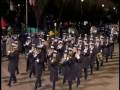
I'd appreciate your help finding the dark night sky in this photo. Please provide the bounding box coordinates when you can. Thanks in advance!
[1,0,120,25]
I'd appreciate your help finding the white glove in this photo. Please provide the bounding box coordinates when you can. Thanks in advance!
[8,51,11,55]
[84,49,87,53]
[90,50,93,54]
[36,58,39,63]
[67,57,69,60]
[76,54,80,59]
[26,42,30,46]
[34,53,37,57]
[29,50,32,53]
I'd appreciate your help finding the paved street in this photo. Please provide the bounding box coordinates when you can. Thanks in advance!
[1,43,119,90]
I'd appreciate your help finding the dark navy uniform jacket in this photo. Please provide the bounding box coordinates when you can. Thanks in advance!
[49,57,59,82]
[34,53,44,77]
[8,51,18,74]
[81,49,90,69]
[28,52,35,71]
[89,47,97,65]
[74,54,83,78]
[62,57,76,81]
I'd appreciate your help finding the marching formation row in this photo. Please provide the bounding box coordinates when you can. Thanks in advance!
[2,32,115,90]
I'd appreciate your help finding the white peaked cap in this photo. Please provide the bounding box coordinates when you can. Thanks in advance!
[84,38,87,40]
[64,50,68,53]
[77,48,81,50]
[100,35,104,38]
[11,43,17,47]
[68,48,73,51]
[41,39,45,42]
[51,46,54,49]
[37,44,43,48]
[85,43,88,46]
[90,38,93,41]
[53,50,57,53]
[27,37,31,39]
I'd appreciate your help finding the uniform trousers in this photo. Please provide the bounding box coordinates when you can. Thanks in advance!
[52,80,56,90]
[84,68,88,80]
[68,80,72,90]
[35,76,41,89]
[8,73,16,86]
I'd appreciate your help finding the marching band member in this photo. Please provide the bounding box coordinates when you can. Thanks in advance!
[24,37,32,56]
[49,50,59,90]
[74,48,83,87]
[104,37,110,62]
[28,44,37,78]
[65,48,76,90]
[60,50,69,84]
[82,43,90,80]
[89,42,97,74]
[109,36,114,59]
[99,36,105,66]
[34,45,44,89]
[7,43,19,87]
[95,37,101,70]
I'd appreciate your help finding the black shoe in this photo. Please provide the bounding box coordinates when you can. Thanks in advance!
[8,83,11,87]
[90,72,93,75]
[13,80,17,83]
[35,86,37,90]
[29,75,31,78]
[63,80,66,85]
[100,63,103,66]
[85,77,87,80]
[76,82,80,88]
[77,84,79,88]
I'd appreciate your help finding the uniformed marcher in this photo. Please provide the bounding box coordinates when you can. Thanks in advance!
[103,37,110,62]
[95,37,101,70]
[89,42,96,74]
[49,50,59,90]
[109,36,114,59]
[24,37,32,56]
[62,48,76,90]
[74,48,83,87]
[47,46,54,70]
[28,45,36,78]
[13,41,20,74]
[7,43,18,87]
[82,43,90,80]
[60,50,68,84]
[34,45,44,89]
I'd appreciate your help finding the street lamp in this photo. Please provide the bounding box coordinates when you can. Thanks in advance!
[81,0,84,2]
[54,22,57,37]
[113,7,119,25]
[102,4,104,8]
[18,4,20,7]
[80,0,84,22]
[113,7,116,10]
[26,0,28,33]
